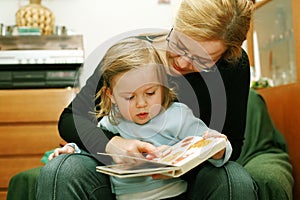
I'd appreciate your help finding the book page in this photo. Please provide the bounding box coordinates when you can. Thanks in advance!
[153,136,224,167]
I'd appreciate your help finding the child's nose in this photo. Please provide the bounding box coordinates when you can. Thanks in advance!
[136,95,147,108]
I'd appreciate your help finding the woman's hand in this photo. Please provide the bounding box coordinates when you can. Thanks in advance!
[105,136,159,164]
[48,145,75,161]
[203,130,227,160]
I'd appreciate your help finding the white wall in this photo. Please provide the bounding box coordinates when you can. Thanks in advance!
[1,0,181,85]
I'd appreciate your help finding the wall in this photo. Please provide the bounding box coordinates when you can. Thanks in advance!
[0,0,181,86]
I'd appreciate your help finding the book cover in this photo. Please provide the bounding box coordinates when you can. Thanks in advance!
[96,136,226,178]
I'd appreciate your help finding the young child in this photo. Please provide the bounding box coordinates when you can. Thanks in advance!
[49,37,232,200]
[95,37,232,200]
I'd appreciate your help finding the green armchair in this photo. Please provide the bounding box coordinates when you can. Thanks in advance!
[7,89,294,200]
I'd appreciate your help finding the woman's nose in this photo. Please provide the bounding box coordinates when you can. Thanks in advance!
[176,56,191,68]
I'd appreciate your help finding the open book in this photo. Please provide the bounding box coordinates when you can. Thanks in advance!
[96,136,226,178]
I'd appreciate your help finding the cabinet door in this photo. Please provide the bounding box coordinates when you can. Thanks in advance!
[248,0,299,86]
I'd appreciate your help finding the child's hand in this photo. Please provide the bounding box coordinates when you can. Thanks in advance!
[203,130,227,160]
[106,136,158,164]
[146,145,173,180]
[48,145,75,160]
[145,145,170,160]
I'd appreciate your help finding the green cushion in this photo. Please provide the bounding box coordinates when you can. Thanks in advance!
[7,167,42,200]
[237,89,294,199]
[237,89,288,165]
[244,152,293,200]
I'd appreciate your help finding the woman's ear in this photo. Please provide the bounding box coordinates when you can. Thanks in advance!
[106,88,116,104]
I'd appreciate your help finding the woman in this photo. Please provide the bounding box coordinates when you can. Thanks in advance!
[36,0,256,199]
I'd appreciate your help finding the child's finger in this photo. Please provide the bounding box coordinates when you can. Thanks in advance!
[48,153,55,160]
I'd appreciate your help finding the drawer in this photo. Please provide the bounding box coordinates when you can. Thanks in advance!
[0,88,76,123]
[0,191,7,200]
[0,156,43,188]
[0,123,61,156]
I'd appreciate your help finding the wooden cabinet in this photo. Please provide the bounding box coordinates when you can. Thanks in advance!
[247,0,300,85]
[247,0,300,198]
[0,88,76,199]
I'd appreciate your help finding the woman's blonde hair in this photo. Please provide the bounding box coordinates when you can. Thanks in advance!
[95,37,176,124]
[174,0,253,63]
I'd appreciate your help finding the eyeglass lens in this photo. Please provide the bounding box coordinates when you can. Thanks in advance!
[166,29,216,72]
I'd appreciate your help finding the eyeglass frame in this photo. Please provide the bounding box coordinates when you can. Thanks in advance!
[166,28,217,73]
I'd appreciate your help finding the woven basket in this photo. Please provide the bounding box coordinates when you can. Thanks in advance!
[16,0,55,35]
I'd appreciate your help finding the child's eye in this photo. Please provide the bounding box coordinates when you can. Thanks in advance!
[125,96,135,101]
[146,91,155,96]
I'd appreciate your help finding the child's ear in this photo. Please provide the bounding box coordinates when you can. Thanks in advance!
[106,88,116,104]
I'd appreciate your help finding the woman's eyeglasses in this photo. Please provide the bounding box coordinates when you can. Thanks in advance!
[166,28,217,73]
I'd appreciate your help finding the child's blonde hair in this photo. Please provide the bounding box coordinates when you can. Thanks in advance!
[95,37,176,124]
